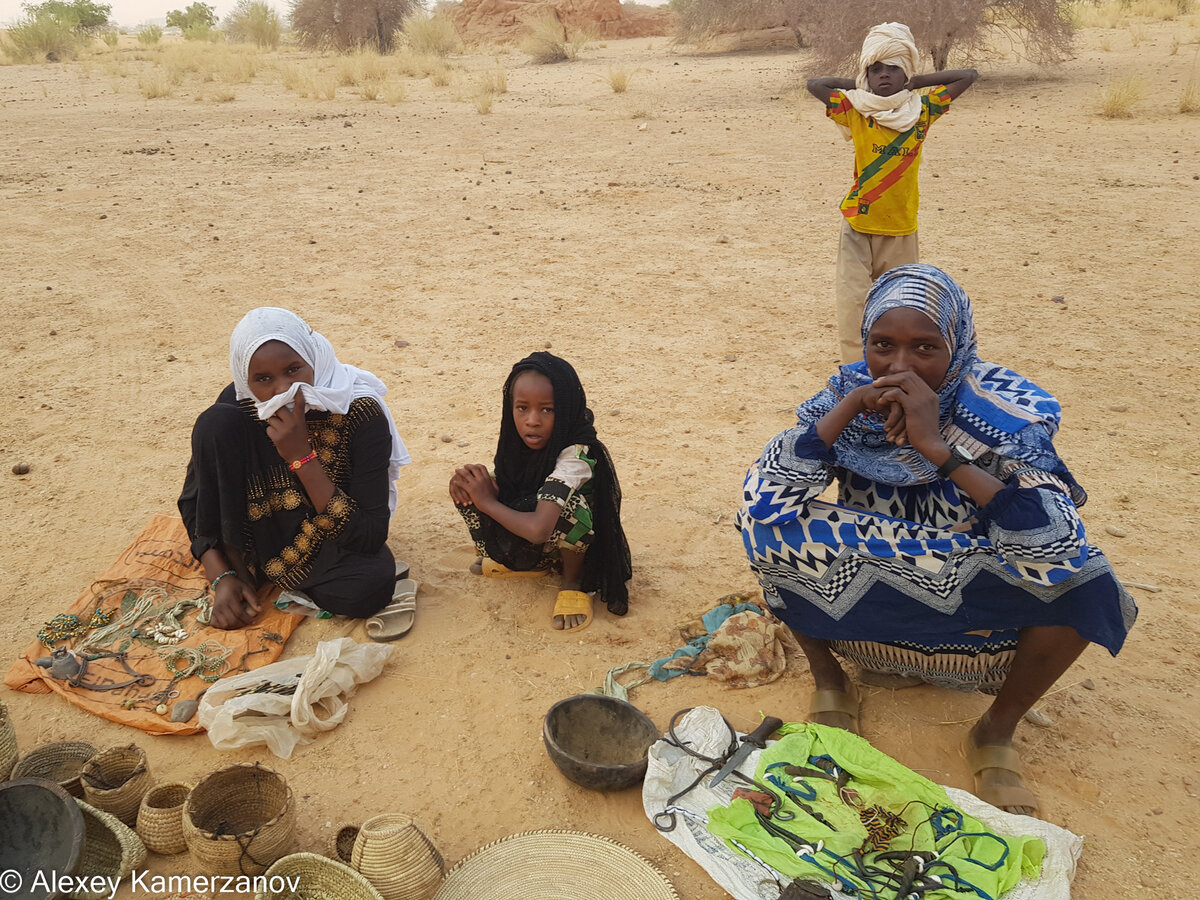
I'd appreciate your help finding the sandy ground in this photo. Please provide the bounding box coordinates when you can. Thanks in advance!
[2,20,1199,899]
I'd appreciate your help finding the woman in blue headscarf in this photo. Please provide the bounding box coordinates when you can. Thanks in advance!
[739,264,1136,815]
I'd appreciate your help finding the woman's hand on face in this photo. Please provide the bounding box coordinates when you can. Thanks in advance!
[850,384,908,446]
[266,390,313,464]
[871,372,941,452]
[211,577,260,630]
[456,464,498,506]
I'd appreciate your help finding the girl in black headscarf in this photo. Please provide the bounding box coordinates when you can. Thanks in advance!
[450,352,631,631]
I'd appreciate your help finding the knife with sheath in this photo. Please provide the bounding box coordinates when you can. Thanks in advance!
[709,715,784,787]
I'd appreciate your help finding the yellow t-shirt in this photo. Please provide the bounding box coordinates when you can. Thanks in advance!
[827,86,953,236]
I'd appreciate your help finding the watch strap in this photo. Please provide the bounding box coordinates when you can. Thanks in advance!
[936,445,972,479]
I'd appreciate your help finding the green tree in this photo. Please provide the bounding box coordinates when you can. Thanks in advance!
[226,0,282,48]
[166,2,217,30]
[22,0,111,30]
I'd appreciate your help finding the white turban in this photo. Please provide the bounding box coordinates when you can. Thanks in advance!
[230,307,411,513]
[839,22,922,136]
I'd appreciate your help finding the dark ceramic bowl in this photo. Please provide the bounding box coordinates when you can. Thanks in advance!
[0,778,85,900]
[543,694,659,791]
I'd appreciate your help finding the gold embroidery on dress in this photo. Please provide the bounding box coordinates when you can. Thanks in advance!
[247,396,379,590]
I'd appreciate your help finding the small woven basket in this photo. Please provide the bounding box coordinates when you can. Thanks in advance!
[329,823,360,864]
[75,799,147,899]
[136,781,192,855]
[256,852,383,900]
[82,743,153,826]
[351,813,444,900]
[184,763,295,876]
[11,740,97,797]
[0,701,17,781]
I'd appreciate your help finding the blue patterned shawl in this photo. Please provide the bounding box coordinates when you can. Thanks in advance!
[795,264,1086,504]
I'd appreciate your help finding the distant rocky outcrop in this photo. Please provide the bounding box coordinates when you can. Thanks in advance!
[450,0,677,44]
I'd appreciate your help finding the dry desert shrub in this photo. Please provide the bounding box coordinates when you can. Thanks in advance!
[383,80,405,104]
[472,89,493,113]
[1130,23,1148,44]
[138,24,163,45]
[292,0,422,52]
[402,10,460,56]
[604,65,632,92]
[3,12,86,62]
[139,70,174,97]
[210,84,236,101]
[226,0,281,48]
[101,30,118,48]
[360,79,381,99]
[1181,69,1199,111]
[476,65,507,94]
[312,72,338,99]
[1100,33,1113,49]
[1098,75,1145,116]
[521,12,587,63]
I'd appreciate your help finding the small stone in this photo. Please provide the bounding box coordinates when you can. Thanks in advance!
[49,330,56,335]
[99,214,107,219]
[440,434,453,443]
[1104,525,1127,538]
[457,440,469,447]
[609,409,620,416]
[1050,295,1065,303]
[11,463,30,475]
[723,353,737,362]
[1111,731,1120,743]
[166,354,176,362]
[394,340,409,348]
[1109,404,1128,412]
[1081,678,1095,690]
[1024,708,1053,727]
[1151,807,1164,815]
[544,341,552,349]
[716,235,729,244]
[171,699,199,722]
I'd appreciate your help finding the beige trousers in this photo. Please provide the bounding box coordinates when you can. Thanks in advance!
[834,221,919,364]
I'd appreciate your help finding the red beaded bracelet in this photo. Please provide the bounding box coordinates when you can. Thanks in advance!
[289,451,318,471]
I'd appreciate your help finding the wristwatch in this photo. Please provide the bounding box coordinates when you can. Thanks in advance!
[936,444,975,479]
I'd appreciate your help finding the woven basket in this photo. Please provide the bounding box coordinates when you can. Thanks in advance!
[82,743,153,826]
[137,781,192,855]
[329,823,359,864]
[0,701,17,781]
[256,853,383,900]
[431,831,679,900]
[75,799,147,899]
[11,740,97,798]
[183,763,295,876]
[351,813,444,900]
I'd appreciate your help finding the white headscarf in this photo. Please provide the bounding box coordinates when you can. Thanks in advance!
[230,307,411,513]
[838,22,923,138]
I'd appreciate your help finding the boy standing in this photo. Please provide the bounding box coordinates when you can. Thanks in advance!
[807,22,977,362]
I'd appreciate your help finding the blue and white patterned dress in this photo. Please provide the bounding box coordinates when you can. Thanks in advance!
[738,265,1137,692]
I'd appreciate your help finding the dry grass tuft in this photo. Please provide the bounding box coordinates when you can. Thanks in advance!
[472,90,493,113]
[604,65,632,93]
[138,25,163,46]
[1181,70,1200,111]
[1098,75,1146,117]
[211,85,236,102]
[139,70,173,98]
[383,81,405,105]
[403,10,460,56]
[520,13,587,64]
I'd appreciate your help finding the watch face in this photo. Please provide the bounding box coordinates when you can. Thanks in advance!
[953,445,975,464]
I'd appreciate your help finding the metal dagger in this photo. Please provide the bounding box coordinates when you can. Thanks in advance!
[709,716,784,787]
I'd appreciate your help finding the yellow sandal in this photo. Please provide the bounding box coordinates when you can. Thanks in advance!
[552,590,593,632]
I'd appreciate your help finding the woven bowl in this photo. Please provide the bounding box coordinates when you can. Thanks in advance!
[0,778,86,897]
[0,701,17,781]
[11,741,97,798]
[137,781,192,855]
[351,813,444,900]
[256,852,383,900]
[184,763,295,876]
[75,800,147,900]
[328,823,359,864]
[82,743,153,826]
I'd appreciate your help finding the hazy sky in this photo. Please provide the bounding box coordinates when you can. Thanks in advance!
[1,0,669,28]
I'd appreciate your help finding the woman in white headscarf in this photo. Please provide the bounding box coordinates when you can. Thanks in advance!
[179,308,410,629]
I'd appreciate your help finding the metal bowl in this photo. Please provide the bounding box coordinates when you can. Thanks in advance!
[0,778,85,899]
[542,695,659,791]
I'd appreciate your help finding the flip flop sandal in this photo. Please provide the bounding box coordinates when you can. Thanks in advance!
[366,578,419,642]
[808,683,861,733]
[394,559,410,581]
[965,740,1040,815]
[552,589,592,633]
[478,558,547,579]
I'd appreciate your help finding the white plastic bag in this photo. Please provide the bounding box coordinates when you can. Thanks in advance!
[199,637,394,758]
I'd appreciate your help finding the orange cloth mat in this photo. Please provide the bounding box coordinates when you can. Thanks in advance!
[4,514,301,735]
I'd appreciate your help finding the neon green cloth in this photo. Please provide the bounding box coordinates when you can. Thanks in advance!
[706,723,1044,898]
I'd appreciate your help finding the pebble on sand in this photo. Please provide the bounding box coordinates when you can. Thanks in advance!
[12,463,30,475]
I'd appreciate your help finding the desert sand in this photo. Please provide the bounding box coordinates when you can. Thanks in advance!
[1,18,1198,899]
